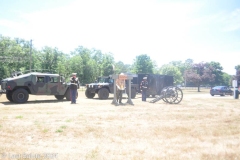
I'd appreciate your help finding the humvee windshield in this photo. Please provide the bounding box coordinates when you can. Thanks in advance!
[98,77,113,83]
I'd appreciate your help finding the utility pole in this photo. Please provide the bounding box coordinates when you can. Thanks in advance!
[30,39,32,72]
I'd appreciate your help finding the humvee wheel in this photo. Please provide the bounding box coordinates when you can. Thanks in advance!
[65,89,78,101]
[65,89,71,101]
[85,89,95,98]
[12,88,29,103]
[98,88,109,99]
[55,95,65,100]
[127,89,137,99]
[6,91,14,102]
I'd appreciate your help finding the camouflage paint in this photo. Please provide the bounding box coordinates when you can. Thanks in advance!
[1,72,69,96]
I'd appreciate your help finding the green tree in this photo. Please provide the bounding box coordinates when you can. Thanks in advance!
[0,35,31,79]
[114,61,132,74]
[36,46,63,72]
[208,61,224,86]
[185,62,215,92]
[92,49,104,76]
[73,46,97,84]
[102,53,115,76]
[222,72,231,86]
[235,65,240,71]
[132,54,154,73]
[68,55,83,78]
[159,64,183,85]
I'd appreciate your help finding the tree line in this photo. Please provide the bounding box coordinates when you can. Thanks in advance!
[1,35,239,91]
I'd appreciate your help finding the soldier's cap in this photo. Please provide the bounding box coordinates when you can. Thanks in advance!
[72,73,77,76]
[143,77,147,80]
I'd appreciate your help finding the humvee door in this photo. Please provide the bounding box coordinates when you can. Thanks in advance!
[32,75,48,95]
[46,75,68,95]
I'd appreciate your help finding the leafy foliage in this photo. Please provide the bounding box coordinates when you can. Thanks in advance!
[132,54,154,73]
[208,61,224,86]
[185,62,215,91]
[0,35,237,88]
[234,65,240,71]
[158,64,183,85]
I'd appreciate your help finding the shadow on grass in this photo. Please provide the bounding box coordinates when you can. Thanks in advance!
[1,99,69,105]
[84,94,143,101]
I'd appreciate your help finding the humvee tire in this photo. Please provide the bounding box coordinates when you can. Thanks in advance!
[85,89,95,98]
[98,88,109,99]
[127,89,137,99]
[131,89,137,98]
[6,91,14,102]
[65,89,71,101]
[65,89,78,101]
[55,95,65,100]
[12,88,29,103]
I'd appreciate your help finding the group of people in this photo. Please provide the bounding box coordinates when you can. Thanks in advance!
[69,73,149,104]
[116,75,149,103]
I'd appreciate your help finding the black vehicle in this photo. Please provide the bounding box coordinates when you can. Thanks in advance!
[132,74,174,97]
[210,86,233,96]
[85,76,138,99]
[85,74,174,99]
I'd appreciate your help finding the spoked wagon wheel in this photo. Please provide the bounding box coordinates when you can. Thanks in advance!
[164,86,183,104]
[161,87,168,103]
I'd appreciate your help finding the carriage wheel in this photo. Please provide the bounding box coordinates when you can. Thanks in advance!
[164,86,183,104]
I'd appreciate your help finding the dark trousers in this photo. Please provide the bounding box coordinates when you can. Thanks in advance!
[116,90,123,103]
[71,89,77,103]
[142,90,147,101]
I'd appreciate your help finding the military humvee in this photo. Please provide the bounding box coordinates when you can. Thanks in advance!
[85,76,138,99]
[0,72,78,103]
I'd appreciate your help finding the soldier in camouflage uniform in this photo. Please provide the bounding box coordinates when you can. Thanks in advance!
[140,77,148,101]
[70,73,79,104]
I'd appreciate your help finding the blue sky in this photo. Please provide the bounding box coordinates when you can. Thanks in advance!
[0,0,239,75]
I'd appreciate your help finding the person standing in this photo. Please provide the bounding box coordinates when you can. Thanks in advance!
[140,77,148,101]
[70,73,79,104]
[116,73,125,104]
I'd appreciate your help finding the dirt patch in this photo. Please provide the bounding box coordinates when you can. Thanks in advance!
[0,90,240,160]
